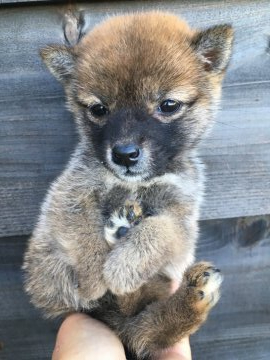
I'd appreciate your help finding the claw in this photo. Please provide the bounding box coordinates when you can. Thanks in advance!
[198,290,205,300]
[126,209,136,222]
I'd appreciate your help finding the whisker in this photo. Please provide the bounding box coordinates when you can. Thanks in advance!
[215,120,242,129]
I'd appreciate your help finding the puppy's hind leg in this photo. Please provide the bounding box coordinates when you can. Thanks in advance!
[99,262,222,359]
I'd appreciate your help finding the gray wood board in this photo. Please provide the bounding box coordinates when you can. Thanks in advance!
[0,1,49,3]
[0,215,269,360]
[0,1,270,237]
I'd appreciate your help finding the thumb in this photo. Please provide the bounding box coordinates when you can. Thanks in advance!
[157,337,192,360]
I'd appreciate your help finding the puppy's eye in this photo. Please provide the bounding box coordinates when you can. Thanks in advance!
[158,99,182,114]
[89,104,109,117]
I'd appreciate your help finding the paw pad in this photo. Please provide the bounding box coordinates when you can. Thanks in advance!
[116,226,129,239]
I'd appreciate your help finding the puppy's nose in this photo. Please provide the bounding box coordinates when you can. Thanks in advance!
[112,144,141,167]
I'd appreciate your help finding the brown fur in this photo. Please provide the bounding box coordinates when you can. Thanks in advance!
[23,12,233,359]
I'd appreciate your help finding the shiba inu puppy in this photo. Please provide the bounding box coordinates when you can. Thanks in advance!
[23,12,233,359]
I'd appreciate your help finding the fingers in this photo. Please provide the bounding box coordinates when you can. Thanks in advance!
[170,279,181,294]
[157,337,192,360]
[52,313,191,360]
[52,313,126,360]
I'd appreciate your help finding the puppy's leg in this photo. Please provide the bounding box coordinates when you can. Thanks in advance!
[103,212,194,295]
[100,262,222,359]
[24,205,110,316]
[23,238,82,317]
[117,273,172,317]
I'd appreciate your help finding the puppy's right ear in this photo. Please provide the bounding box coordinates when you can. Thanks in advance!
[40,45,75,84]
[191,25,234,74]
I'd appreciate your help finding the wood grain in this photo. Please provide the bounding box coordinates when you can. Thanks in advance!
[1,1,270,236]
[0,4,269,360]
[191,215,270,359]
[0,3,269,234]
[0,215,269,360]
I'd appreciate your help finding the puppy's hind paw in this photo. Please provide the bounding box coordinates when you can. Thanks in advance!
[185,262,223,313]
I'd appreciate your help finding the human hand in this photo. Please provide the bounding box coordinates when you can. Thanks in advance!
[52,313,191,360]
[157,337,192,360]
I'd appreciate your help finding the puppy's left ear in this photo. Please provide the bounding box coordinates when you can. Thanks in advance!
[192,24,234,73]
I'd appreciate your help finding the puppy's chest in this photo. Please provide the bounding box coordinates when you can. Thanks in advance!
[100,183,179,246]
[100,183,179,221]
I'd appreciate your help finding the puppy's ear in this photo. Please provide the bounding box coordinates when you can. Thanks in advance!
[40,45,75,83]
[191,24,234,73]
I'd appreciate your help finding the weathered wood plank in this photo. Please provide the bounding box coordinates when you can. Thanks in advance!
[0,236,59,360]
[79,0,270,86]
[191,215,270,359]
[1,82,269,235]
[201,81,270,220]
[1,1,47,3]
[1,1,270,85]
[0,1,270,237]
[1,215,269,360]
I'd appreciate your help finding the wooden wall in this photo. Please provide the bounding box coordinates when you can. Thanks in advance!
[0,1,269,360]
[1,0,270,237]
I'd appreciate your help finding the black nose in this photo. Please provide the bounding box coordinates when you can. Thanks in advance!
[112,144,141,167]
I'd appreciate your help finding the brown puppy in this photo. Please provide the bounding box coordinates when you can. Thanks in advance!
[23,12,233,359]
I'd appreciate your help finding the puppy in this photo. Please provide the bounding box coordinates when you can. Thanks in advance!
[23,12,233,359]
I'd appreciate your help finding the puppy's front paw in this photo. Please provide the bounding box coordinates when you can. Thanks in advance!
[104,200,143,245]
[185,262,222,314]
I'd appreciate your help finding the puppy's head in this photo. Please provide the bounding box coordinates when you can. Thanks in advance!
[41,12,233,181]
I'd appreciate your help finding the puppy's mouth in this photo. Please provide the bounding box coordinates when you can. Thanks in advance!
[125,168,138,176]
[114,166,150,182]
[104,147,151,182]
